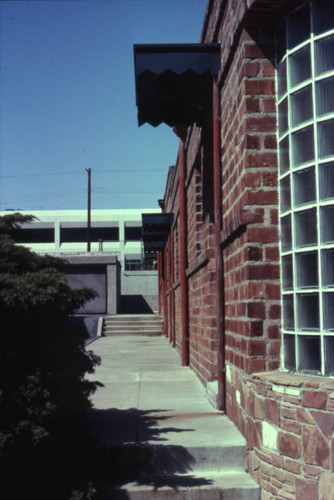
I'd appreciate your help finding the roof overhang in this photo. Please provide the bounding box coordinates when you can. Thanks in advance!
[142,213,174,257]
[134,43,221,127]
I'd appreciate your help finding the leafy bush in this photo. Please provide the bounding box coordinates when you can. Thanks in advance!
[0,213,100,499]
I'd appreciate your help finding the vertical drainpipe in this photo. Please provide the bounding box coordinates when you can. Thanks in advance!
[167,236,172,342]
[213,77,225,411]
[177,134,190,366]
[157,252,162,315]
[171,228,176,347]
[163,247,168,337]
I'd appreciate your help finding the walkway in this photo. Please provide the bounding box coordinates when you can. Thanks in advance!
[86,334,260,499]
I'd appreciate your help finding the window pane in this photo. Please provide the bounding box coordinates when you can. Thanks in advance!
[297,293,320,330]
[318,119,334,159]
[294,208,317,247]
[280,175,291,212]
[277,59,287,98]
[296,251,318,289]
[292,126,314,167]
[313,0,334,35]
[12,228,54,243]
[284,334,296,370]
[322,249,334,287]
[283,295,295,330]
[315,34,334,76]
[324,336,334,375]
[298,335,321,372]
[287,4,310,49]
[293,167,316,207]
[125,226,142,241]
[278,98,288,136]
[319,162,334,200]
[321,205,334,244]
[290,85,313,127]
[316,76,334,117]
[289,45,311,87]
[323,292,334,331]
[281,214,292,251]
[282,254,293,290]
[279,136,290,174]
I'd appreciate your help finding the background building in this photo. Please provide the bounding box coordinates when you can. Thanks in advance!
[1,208,160,314]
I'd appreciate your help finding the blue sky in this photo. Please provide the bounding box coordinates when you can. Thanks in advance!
[0,0,207,211]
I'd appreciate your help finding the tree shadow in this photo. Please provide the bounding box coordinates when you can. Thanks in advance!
[85,407,214,498]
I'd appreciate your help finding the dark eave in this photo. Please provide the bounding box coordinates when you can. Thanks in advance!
[142,212,173,256]
[134,43,221,127]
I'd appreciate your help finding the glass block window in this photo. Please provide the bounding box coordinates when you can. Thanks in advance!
[277,0,334,375]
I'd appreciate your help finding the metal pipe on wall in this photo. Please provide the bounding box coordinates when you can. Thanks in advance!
[178,137,190,366]
[213,77,226,411]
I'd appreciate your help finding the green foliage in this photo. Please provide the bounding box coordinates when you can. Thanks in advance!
[0,213,100,499]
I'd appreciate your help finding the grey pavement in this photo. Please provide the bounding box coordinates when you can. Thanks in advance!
[85,334,260,499]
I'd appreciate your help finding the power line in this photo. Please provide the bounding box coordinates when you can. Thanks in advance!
[0,168,167,179]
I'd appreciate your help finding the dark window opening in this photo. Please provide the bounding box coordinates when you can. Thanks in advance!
[12,228,54,244]
[125,226,142,241]
[61,227,119,243]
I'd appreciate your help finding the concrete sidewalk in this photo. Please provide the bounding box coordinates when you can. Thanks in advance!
[85,335,260,499]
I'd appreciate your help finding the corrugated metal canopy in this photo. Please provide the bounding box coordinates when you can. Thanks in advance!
[134,44,221,127]
[142,213,173,256]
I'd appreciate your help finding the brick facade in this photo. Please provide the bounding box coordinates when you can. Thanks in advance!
[158,1,334,498]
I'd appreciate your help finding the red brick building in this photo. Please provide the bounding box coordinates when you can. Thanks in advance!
[135,1,334,498]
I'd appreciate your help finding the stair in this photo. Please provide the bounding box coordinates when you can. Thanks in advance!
[102,314,163,337]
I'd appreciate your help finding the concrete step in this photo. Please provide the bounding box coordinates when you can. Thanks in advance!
[100,471,260,499]
[102,314,163,337]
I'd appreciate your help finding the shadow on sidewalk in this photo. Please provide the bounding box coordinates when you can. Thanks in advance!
[86,407,214,498]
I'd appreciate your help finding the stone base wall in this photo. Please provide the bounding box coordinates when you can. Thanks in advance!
[226,363,334,499]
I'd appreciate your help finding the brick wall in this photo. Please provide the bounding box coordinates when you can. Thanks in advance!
[159,1,334,498]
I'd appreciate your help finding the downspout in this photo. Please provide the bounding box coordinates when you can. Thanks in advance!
[157,252,162,315]
[174,128,190,366]
[171,228,176,347]
[213,77,225,411]
[167,235,172,342]
[163,248,168,337]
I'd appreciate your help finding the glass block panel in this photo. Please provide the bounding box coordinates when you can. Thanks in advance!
[319,162,334,200]
[293,167,316,207]
[282,254,293,291]
[290,86,313,127]
[297,293,320,330]
[283,294,295,330]
[284,334,296,371]
[316,76,334,117]
[298,335,321,372]
[294,208,317,247]
[296,251,318,289]
[325,336,334,375]
[292,126,314,167]
[313,0,334,36]
[287,4,310,49]
[281,214,292,251]
[277,60,287,99]
[318,119,334,159]
[279,136,290,175]
[321,205,334,243]
[322,249,334,287]
[315,34,334,76]
[323,292,334,331]
[278,98,289,137]
[289,45,311,88]
[280,175,291,212]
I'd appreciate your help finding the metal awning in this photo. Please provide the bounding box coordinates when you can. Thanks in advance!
[142,213,173,256]
[134,44,221,127]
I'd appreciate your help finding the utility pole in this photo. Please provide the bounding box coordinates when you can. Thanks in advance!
[86,168,91,252]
